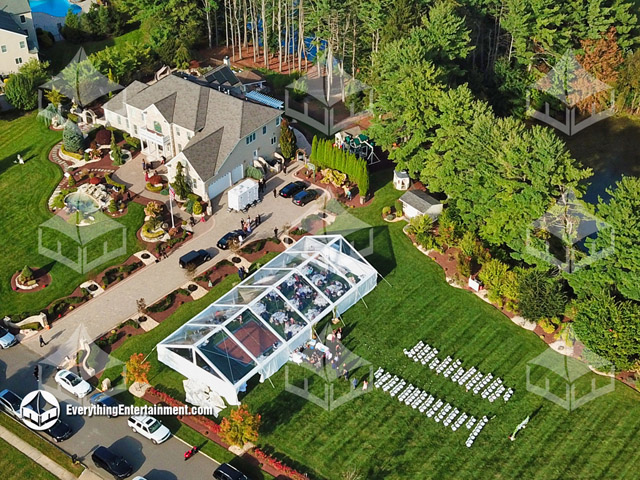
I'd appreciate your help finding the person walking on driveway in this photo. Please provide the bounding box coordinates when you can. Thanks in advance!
[273,188,277,198]
[274,227,278,238]
[39,335,46,347]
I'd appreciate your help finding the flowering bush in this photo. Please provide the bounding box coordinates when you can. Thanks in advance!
[253,448,308,480]
[219,405,260,446]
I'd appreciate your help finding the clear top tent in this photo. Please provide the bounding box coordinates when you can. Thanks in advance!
[157,235,377,406]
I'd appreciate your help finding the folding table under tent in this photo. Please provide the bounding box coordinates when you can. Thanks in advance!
[157,235,378,407]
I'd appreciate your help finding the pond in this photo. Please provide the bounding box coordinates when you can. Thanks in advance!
[562,115,640,204]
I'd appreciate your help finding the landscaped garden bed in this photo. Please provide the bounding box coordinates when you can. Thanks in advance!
[144,288,193,323]
[95,258,143,289]
[194,260,237,288]
[95,319,144,354]
[10,266,51,293]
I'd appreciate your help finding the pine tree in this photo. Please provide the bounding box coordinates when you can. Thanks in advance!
[279,118,297,160]
[63,120,84,153]
[171,162,191,199]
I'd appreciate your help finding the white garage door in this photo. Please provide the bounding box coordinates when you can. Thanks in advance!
[231,163,244,183]
[208,173,231,200]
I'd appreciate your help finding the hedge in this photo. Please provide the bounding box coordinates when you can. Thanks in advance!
[311,136,369,197]
[59,145,83,160]
[105,173,126,192]
[146,182,163,192]
[142,223,165,238]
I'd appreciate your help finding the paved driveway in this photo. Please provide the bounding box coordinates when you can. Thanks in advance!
[25,165,326,359]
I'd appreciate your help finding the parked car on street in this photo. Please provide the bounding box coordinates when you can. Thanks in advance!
[90,392,120,417]
[127,415,171,444]
[0,326,17,349]
[279,181,307,198]
[179,249,212,269]
[91,446,133,478]
[0,389,22,419]
[217,230,246,250]
[54,369,93,398]
[213,463,251,480]
[292,189,318,206]
[45,419,73,442]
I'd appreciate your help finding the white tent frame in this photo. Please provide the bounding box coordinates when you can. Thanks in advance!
[157,235,378,406]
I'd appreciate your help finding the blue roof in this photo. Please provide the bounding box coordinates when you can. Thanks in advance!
[245,91,284,110]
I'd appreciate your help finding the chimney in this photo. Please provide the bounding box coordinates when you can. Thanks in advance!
[223,56,230,67]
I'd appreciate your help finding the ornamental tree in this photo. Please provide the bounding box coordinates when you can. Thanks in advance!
[125,353,151,386]
[63,120,84,153]
[279,118,297,160]
[219,405,260,447]
[171,162,191,199]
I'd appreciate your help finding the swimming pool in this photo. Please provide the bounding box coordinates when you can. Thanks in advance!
[30,0,81,18]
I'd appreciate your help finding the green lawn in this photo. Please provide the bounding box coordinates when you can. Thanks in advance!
[40,29,145,74]
[0,113,145,317]
[0,437,58,480]
[0,414,84,477]
[103,172,640,479]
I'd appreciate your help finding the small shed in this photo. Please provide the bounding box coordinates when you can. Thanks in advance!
[399,190,443,220]
[393,170,410,190]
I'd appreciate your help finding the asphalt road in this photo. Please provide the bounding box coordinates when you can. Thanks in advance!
[0,344,220,480]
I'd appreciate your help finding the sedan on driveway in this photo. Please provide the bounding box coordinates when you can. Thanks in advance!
[0,326,17,349]
[279,181,307,198]
[217,230,246,250]
[292,189,318,206]
[91,446,133,479]
[0,389,22,419]
[45,419,73,442]
[54,369,93,398]
[90,392,120,417]
[127,415,171,444]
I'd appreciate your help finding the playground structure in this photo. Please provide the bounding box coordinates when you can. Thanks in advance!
[334,127,380,165]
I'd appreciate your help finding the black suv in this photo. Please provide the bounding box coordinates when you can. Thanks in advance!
[91,446,133,478]
[217,230,245,250]
[178,249,212,269]
[213,463,250,480]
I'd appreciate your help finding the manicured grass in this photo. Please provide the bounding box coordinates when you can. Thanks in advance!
[105,171,640,479]
[0,113,145,317]
[41,29,145,74]
[0,437,58,480]
[0,414,84,477]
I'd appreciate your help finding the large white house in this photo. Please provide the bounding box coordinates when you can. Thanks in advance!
[104,74,282,202]
[0,0,39,75]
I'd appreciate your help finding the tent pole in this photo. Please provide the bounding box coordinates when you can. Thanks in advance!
[378,273,392,288]
[142,345,157,364]
[267,376,276,388]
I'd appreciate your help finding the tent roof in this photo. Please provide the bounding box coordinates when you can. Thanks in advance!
[158,235,377,388]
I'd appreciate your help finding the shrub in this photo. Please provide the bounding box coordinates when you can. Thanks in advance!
[538,317,558,334]
[108,199,117,213]
[382,206,391,217]
[192,201,203,215]
[95,128,112,146]
[63,120,84,153]
[52,193,65,209]
[83,151,90,162]
[142,222,165,239]
[395,199,404,217]
[456,254,472,278]
[416,231,437,250]
[105,173,125,192]
[67,174,76,187]
[66,113,79,123]
[60,145,84,160]
[147,293,175,312]
[110,135,123,165]
[19,265,34,283]
[123,135,140,151]
[146,182,163,192]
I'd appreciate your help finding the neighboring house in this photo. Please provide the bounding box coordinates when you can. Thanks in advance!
[104,74,282,202]
[0,0,39,75]
[399,190,443,220]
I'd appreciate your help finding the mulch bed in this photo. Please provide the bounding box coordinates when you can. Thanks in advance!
[194,263,238,289]
[294,168,374,208]
[10,268,52,293]
[240,240,287,263]
[145,290,194,323]
[200,45,312,76]
[94,256,144,289]
[97,323,145,354]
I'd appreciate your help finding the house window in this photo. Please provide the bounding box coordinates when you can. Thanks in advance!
[187,133,192,140]
[253,149,259,158]
[178,144,183,152]
[153,121,162,134]
[1,45,6,53]
[133,125,138,134]
[245,132,256,145]
[271,136,277,145]
[15,57,22,64]
[19,41,25,49]
[176,129,180,136]
[276,117,281,126]
[19,15,25,23]
[117,116,121,125]
[262,126,267,135]
[126,119,129,129]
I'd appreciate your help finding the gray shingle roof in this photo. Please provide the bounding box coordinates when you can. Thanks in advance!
[0,0,30,14]
[103,80,147,116]
[108,74,281,180]
[0,9,24,35]
[400,190,441,213]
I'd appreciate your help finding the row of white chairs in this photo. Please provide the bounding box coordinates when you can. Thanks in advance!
[465,416,489,448]
[405,341,515,403]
